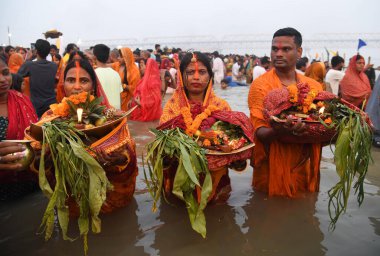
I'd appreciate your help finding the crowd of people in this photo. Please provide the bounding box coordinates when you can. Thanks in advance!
[0,27,379,211]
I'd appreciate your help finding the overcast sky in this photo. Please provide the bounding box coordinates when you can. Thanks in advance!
[1,0,379,47]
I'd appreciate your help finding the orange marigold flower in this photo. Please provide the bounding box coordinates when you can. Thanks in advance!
[317,101,324,108]
[203,139,211,147]
[324,117,332,124]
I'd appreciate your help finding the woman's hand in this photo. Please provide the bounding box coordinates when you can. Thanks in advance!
[0,141,27,171]
[96,148,128,167]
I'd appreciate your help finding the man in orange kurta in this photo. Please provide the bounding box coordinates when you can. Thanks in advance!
[248,28,323,197]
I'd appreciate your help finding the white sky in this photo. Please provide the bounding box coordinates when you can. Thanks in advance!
[1,0,379,47]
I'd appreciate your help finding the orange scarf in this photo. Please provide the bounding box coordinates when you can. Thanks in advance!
[119,48,141,111]
[305,62,326,90]
[8,53,24,73]
[160,63,230,133]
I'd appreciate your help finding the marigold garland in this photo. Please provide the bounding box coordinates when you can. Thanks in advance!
[180,105,219,136]
[287,84,318,113]
[50,91,95,117]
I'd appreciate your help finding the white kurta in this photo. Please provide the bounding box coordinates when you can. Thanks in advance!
[212,57,224,85]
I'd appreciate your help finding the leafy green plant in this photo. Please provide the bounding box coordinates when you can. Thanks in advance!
[327,101,373,230]
[143,128,212,238]
[38,121,112,255]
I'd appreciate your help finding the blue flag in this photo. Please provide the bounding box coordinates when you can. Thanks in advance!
[357,39,367,51]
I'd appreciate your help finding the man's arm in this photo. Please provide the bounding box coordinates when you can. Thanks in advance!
[17,61,30,78]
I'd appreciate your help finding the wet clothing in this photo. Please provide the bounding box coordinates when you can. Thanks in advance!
[248,69,323,197]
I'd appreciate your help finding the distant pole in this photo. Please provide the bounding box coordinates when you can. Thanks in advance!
[7,26,11,45]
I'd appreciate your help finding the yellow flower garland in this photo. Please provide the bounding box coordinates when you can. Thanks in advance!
[180,105,219,136]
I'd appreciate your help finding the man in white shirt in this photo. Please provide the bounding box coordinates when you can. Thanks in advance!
[232,58,241,81]
[212,51,224,87]
[325,56,345,96]
[252,56,270,81]
[93,44,123,109]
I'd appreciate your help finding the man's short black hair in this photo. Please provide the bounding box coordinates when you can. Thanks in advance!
[65,43,78,53]
[273,27,302,47]
[5,45,14,54]
[260,56,270,65]
[296,58,307,69]
[35,39,51,58]
[331,55,345,68]
[50,44,58,51]
[93,44,110,63]
[155,44,160,49]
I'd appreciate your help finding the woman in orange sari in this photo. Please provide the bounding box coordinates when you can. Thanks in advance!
[158,52,254,201]
[26,59,137,213]
[8,53,30,96]
[305,61,331,92]
[340,54,372,107]
[117,47,141,111]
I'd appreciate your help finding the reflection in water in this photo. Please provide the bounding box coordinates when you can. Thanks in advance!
[1,86,380,255]
[243,192,326,255]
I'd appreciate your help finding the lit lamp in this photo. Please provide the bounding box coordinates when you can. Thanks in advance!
[318,106,325,115]
[77,108,83,123]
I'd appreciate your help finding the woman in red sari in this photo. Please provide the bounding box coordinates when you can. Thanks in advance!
[130,58,162,121]
[340,54,372,107]
[26,59,137,213]
[0,58,38,199]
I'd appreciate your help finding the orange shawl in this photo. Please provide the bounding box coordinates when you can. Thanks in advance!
[160,75,230,124]
[340,55,372,107]
[248,69,323,197]
[8,53,30,96]
[119,48,141,111]
[55,62,66,102]
[305,62,326,90]
[8,53,24,73]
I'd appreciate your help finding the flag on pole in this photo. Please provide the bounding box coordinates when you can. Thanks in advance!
[357,39,367,51]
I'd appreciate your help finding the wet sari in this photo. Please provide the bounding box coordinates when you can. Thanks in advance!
[0,90,38,197]
[158,70,254,201]
[26,77,137,213]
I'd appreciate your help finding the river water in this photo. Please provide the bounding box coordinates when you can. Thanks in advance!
[1,86,380,256]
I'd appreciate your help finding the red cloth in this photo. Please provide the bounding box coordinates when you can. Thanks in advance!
[7,90,38,140]
[160,59,171,70]
[340,55,372,107]
[130,59,162,121]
